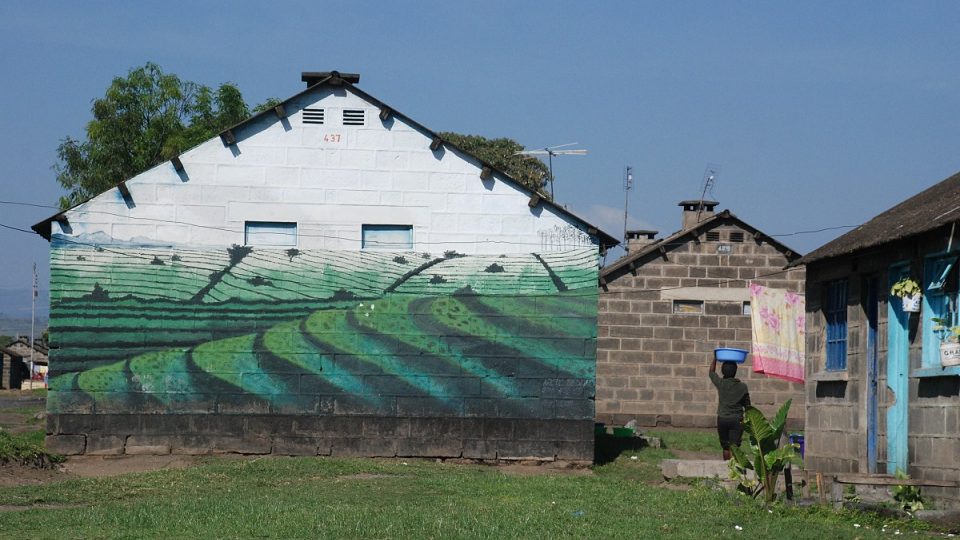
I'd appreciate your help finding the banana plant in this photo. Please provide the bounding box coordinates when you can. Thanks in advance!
[729,400,801,504]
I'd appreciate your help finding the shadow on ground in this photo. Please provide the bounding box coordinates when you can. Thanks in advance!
[594,433,650,465]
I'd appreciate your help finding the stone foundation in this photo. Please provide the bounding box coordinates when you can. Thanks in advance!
[46,414,594,462]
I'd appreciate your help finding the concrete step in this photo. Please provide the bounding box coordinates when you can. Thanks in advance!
[661,459,730,479]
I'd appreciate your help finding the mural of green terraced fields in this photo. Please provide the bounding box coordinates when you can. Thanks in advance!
[47,239,599,420]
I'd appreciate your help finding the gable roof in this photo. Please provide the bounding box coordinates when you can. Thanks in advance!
[7,337,48,355]
[601,209,801,279]
[1,346,23,359]
[33,71,619,249]
[792,170,960,267]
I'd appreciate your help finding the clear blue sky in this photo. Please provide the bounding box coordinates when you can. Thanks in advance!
[2,1,959,318]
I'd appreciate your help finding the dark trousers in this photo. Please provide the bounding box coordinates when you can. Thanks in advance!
[717,416,744,450]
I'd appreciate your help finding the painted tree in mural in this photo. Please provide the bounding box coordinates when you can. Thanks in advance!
[54,63,254,209]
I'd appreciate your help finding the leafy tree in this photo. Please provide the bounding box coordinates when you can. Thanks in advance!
[55,63,252,208]
[439,133,550,197]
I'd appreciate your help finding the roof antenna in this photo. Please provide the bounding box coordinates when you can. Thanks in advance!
[514,143,587,200]
[696,164,721,223]
[622,166,633,245]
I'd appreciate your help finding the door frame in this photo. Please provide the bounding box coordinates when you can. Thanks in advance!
[865,275,880,473]
[886,263,910,474]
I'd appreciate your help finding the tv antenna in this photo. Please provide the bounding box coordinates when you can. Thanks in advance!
[697,164,721,223]
[622,166,633,244]
[514,142,587,199]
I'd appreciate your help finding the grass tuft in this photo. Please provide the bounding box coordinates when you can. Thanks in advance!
[0,429,64,468]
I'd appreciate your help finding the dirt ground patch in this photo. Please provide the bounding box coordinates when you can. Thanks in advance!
[0,463,69,486]
[496,463,594,477]
[63,455,200,477]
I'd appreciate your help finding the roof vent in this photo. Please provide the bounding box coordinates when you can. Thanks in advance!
[730,231,745,243]
[706,231,720,242]
[302,108,324,125]
[679,199,718,230]
[343,109,365,126]
[625,230,658,254]
[301,71,361,87]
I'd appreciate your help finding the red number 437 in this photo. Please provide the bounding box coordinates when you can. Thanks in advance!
[324,134,342,143]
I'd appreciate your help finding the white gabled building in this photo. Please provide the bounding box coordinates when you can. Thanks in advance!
[35,71,617,461]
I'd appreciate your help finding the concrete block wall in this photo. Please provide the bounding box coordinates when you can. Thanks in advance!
[597,220,806,428]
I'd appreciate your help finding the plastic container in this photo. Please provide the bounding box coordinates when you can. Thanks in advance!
[788,433,805,458]
[612,427,635,438]
[714,347,749,363]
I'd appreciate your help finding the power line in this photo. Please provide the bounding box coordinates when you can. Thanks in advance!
[0,198,859,247]
[2,217,802,300]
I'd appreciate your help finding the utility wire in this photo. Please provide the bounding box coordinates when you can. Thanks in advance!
[0,198,859,247]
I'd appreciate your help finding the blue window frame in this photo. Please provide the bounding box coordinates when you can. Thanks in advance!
[825,279,848,370]
[922,255,958,368]
[362,224,413,250]
[244,221,297,247]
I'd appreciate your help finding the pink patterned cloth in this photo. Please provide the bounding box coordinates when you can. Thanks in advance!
[749,284,805,383]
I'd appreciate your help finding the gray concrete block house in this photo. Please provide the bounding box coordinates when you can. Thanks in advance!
[596,200,806,428]
[793,171,960,505]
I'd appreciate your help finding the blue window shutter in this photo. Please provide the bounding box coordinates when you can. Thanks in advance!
[362,225,413,250]
[923,255,958,367]
[244,221,297,247]
[927,257,956,292]
[825,279,848,370]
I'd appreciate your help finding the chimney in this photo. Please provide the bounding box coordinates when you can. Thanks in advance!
[679,199,718,230]
[301,71,361,87]
[625,229,658,253]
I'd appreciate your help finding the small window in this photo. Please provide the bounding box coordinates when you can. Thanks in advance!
[742,301,751,316]
[302,108,324,125]
[245,221,297,247]
[730,232,745,243]
[362,224,413,250]
[343,109,365,126]
[825,279,848,370]
[706,231,720,242]
[673,300,704,314]
[927,257,957,292]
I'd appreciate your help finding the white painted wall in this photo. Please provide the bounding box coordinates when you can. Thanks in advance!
[55,85,599,254]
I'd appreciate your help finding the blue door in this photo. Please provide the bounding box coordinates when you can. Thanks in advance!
[887,265,910,474]
[866,276,879,473]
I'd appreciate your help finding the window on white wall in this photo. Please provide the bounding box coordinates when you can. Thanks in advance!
[245,221,298,247]
[362,225,413,250]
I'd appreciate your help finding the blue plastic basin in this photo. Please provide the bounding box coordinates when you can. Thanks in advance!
[714,348,749,363]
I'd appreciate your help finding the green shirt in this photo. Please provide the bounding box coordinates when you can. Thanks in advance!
[709,371,750,418]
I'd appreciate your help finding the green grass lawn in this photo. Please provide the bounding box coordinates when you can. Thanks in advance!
[0,450,931,539]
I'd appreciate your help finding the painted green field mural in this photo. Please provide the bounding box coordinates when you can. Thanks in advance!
[48,240,599,420]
